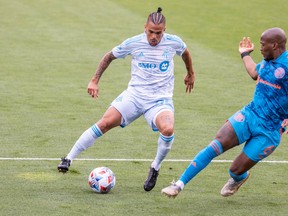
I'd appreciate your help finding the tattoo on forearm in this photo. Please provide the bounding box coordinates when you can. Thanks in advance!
[94,52,115,80]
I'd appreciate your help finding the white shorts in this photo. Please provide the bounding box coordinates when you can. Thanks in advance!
[111,90,174,131]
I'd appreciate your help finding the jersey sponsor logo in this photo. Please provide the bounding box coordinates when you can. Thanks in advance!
[274,67,285,79]
[159,61,169,72]
[138,61,170,72]
[138,62,157,69]
[257,76,281,89]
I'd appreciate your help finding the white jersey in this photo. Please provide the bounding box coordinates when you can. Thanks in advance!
[112,32,187,100]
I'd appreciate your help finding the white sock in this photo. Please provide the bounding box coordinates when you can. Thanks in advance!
[151,133,174,171]
[176,180,184,190]
[67,124,103,161]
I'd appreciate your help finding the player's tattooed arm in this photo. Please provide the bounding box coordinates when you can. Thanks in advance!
[92,51,116,84]
[88,51,116,98]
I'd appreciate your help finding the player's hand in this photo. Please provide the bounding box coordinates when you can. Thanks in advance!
[281,119,288,134]
[87,80,99,99]
[184,73,195,93]
[239,37,254,54]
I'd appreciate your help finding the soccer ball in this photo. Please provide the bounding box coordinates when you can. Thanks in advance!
[88,166,116,194]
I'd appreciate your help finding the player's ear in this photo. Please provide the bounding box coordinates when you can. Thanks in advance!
[144,23,148,33]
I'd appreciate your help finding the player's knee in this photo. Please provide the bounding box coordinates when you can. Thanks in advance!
[96,119,116,133]
[160,125,174,136]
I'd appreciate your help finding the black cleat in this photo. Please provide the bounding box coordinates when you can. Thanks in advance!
[57,157,71,173]
[144,167,159,191]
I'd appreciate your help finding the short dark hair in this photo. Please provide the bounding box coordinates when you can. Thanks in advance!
[147,7,166,25]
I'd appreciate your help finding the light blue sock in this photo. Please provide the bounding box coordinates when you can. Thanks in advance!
[179,139,223,185]
[229,170,249,182]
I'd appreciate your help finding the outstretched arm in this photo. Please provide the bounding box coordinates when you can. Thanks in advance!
[181,48,195,93]
[239,37,258,80]
[87,51,116,98]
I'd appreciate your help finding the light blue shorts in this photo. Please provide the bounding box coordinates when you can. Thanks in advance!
[111,90,174,131]
[228,107,281,162]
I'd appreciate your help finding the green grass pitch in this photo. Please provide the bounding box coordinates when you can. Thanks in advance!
[0,0,287,215]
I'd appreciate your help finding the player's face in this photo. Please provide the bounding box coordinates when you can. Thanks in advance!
[260,35,275,61]
[145,21,166,46]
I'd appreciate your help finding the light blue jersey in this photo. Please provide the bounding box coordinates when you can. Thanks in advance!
[112,32,187,99]
[229,51,288,161]
[247,50,288,130]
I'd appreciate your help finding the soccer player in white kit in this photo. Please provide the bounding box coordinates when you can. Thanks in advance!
[58,7,195,192]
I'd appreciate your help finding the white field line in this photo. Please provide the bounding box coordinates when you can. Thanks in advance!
[0,157,288,163]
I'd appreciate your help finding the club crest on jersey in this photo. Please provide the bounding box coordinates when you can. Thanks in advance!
[162,51,170,59]
[274,67,285,79]
[159,61,169,72]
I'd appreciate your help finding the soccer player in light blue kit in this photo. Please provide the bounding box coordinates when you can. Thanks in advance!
[162,27,288,198]
[58,7,196,192]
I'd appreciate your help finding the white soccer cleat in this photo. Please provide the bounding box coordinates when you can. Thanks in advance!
[161,182,182,198]
[220,171,250,197]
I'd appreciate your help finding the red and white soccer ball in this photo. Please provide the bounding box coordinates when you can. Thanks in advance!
[88,166,116,194]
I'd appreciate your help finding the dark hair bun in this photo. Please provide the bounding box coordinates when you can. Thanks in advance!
[157,7,162,13]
